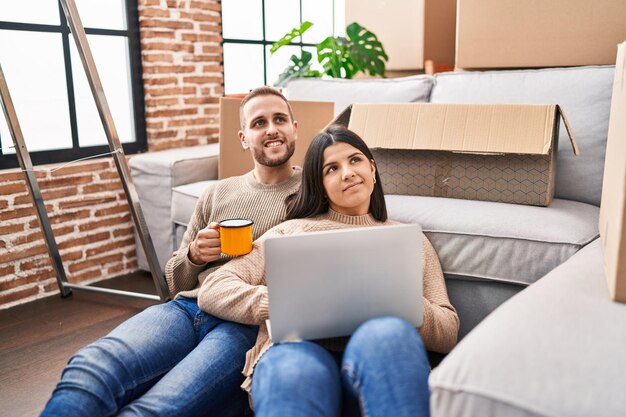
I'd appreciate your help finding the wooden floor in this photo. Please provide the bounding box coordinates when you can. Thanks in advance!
[0,272,158,417]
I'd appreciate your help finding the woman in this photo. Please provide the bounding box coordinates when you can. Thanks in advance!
[197,125,459,417]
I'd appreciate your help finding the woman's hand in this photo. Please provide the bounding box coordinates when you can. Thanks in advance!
[188,222,221,264]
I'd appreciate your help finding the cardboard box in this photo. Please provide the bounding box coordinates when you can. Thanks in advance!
[334,103,578,206]
[218,98,334,179]
[599,40,626,303]
[456,0,626,69]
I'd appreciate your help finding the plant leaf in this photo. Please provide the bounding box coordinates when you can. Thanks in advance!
[270,21,313,55]
[317,36,358,79]
[346,22,389,77]
[274,50,319,87]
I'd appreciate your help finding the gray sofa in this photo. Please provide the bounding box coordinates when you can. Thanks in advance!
[130,65,626,416]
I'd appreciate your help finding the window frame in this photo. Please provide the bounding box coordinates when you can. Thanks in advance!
[0,0,147,169]
[222,0,336,92]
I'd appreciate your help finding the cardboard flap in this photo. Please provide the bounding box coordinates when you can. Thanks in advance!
[347,103,559,155]
[557,105,580,155]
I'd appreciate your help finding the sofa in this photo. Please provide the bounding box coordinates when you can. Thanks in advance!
[130,65,626,416]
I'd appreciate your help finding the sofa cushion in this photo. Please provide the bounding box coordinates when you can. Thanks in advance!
[430,66,614,206]
[171,180,217,226]
[284,75,435,116]
[385,195,599,285]
[129,144,219,270]
[429,239,626,417]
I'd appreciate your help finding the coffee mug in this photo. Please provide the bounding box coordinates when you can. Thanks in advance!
[219,218,254,256]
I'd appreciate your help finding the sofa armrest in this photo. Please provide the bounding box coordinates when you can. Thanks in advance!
[429,239,626,417]
[129,144,219,271]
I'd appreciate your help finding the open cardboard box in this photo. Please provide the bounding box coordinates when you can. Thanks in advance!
[599,40,626,303]
[334,103,578,206]
[218,97,334,179]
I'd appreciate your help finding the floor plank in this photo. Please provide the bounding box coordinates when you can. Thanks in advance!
[0,272,158,417]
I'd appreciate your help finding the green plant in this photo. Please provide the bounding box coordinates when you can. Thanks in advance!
[270,21,388,86]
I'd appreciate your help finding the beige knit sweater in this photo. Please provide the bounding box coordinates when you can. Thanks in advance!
[197,208,460,393]
[164,168,302,299]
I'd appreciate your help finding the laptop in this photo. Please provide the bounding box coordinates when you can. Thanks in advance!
[264,223,423,342]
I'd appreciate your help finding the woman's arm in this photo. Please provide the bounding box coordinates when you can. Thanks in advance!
[419,234,460,353]
[197,232,276,325]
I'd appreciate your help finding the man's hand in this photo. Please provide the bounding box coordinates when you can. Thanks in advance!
[188,222,221,265]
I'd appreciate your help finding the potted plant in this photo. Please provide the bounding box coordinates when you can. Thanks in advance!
[270,21,389,86]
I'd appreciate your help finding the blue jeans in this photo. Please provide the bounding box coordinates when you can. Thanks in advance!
[251,316,431,417]
[41,297,257,417]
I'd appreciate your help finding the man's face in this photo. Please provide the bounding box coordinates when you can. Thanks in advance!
[238,95,297,168]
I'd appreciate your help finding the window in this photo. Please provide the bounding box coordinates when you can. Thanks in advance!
[221,0,344,94]
[0,0,146,169]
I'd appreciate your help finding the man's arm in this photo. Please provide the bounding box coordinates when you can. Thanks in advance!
[164,184,219,296]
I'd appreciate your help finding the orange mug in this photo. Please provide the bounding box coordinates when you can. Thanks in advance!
[219,219,254,256]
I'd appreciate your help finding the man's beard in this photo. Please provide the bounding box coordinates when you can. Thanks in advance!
[253,140,296,167]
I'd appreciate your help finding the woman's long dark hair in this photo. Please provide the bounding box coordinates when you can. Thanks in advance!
[285,124,387,221]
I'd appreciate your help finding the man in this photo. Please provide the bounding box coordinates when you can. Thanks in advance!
[41,87,302,417]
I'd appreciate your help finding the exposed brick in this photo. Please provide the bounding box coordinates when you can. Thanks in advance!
[182,54,222,63]
[0,264,15,277]
[82,182,123,194]
[145,97,179,107]
[167,117,212,127]
[19,256,50,272]
[0,206,37,221]
[138,0,162,5]
[0,244,48,263]
[107,263,126,274]
[61,250,84,262]
[113,226,134,238]
[48,209,91,225]
[180,33,222,43]
[0,223,24,235]
[145,108,199,118]
[78,214,131,232]
[183,97,219,105]
[14,186,78,205]
[58,196,117,210]
[39,175,94,190]
[68,253,124,273]
[71,269,103,284]
[0,171,46,181]
[190,1,221,11]
[183,76,223,84]
[143,53,174,63]
[0,200,8,210]
[11,231,43,246]
[145,121,165,130]
[0,240,5,249]
[51,161,110,177]
[143,77,178,86]
[201,45,223,55]
[144,86,196,97]
[0,269,56,290]
[141,42,194,53]
[93,204,129,217]
[140,19,194,30]
[0,286,38,305]
[140,29,176,40]
[199,23,222,33]
[138,7,170,18]
[149,130,179,139]
[0,182,27,195]
[202,107,220,115]
[57,231,110,250]
[202,64,224,73]
[179,11,220,23]
[143,65,196,75]
[150,139,202,151]
[185,127,219,137]
[86,237,135,257]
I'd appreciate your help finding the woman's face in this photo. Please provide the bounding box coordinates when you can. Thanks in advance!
[322,142,376,216]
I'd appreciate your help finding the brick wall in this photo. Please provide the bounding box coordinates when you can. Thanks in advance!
[0,0,223,309]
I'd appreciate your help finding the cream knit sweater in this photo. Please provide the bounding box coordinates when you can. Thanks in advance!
[164,168,302,299]
[197,208,460,393]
